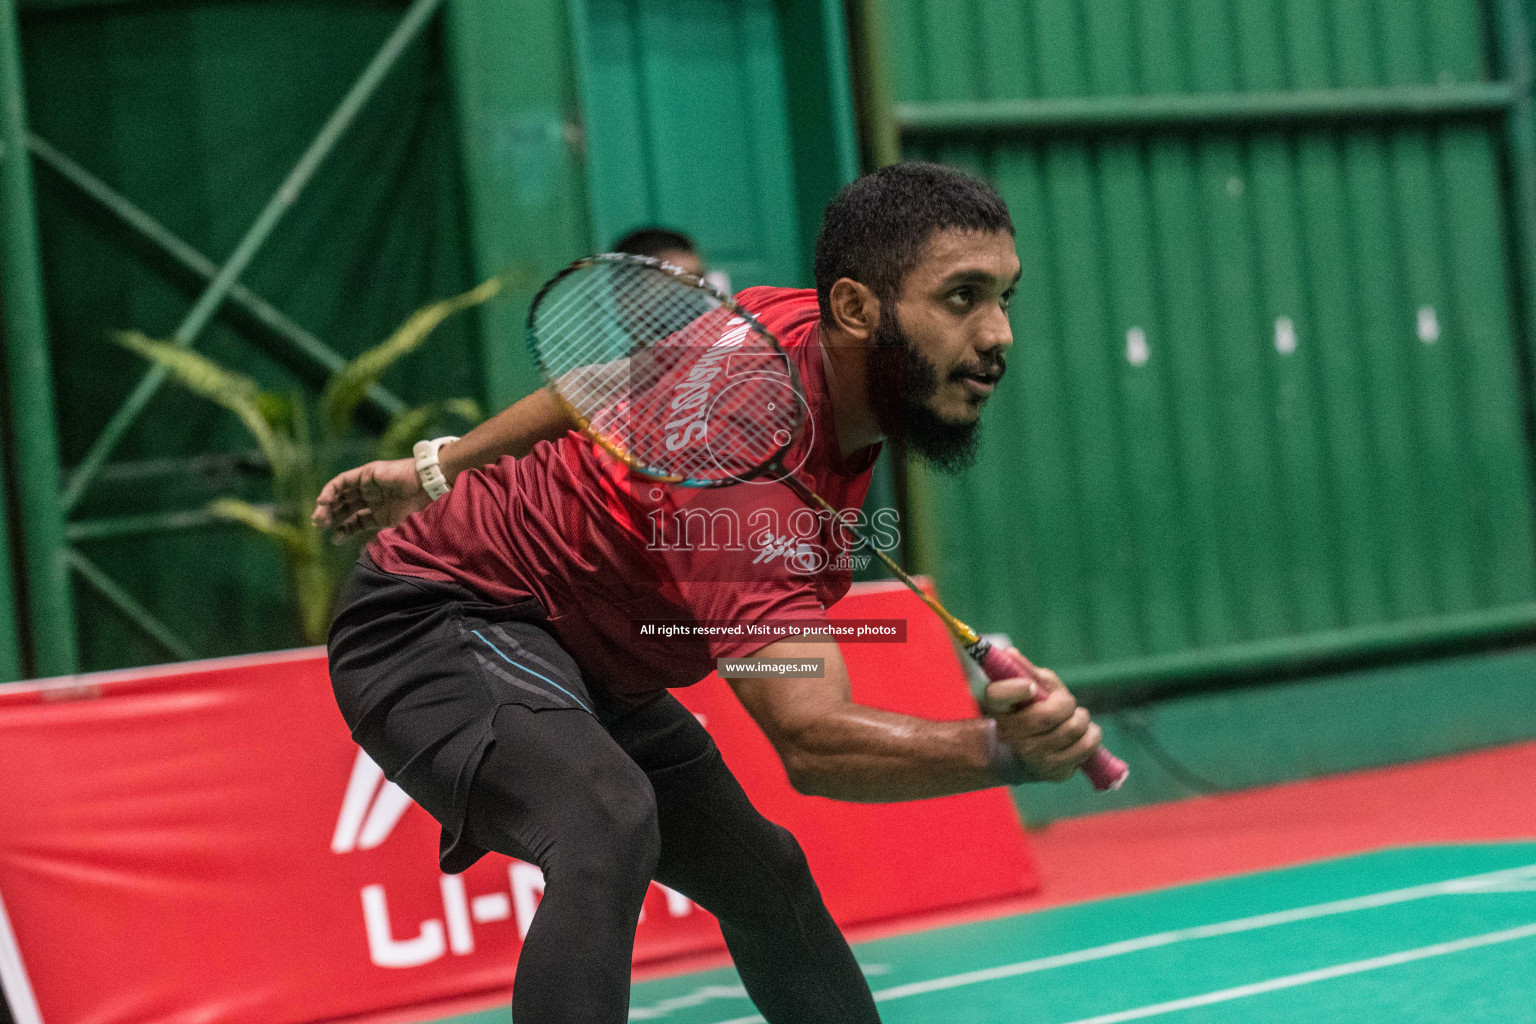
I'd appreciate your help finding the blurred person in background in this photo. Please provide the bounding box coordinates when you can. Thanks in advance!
[612,226,731,294]
[612,225,703,275]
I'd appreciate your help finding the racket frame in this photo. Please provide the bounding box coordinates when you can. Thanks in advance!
[527,252,804,489]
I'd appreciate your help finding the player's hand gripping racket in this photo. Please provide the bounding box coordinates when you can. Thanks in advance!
[527,253,1128,791]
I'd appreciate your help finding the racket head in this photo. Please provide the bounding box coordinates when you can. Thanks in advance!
[527,253,807,487]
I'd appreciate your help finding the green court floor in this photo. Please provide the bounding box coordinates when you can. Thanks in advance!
[440,842,1536,1024]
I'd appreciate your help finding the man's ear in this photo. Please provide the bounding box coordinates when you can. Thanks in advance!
[827,278,880,341]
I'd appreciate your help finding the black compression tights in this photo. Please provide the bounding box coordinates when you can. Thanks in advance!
[461,696,881,1024]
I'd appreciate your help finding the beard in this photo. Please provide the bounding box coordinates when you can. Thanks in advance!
[863,311,1001,474]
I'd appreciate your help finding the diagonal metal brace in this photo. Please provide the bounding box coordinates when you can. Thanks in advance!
[29,133,407,420]
[63,0,446,511]
[66,548,197,661]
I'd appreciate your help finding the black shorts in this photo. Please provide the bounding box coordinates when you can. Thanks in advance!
[328,555,881,1023]
[328,553,636,871]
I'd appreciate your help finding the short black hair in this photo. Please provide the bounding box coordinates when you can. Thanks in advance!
[814,162,1013,323]
[611,227,696,258]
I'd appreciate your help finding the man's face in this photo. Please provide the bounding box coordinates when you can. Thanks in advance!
[864,229,1020,472]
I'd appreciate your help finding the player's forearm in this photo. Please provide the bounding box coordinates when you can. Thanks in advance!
[777,706,1001,801]
[439,388,574,481]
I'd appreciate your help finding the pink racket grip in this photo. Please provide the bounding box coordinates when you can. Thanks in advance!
[976,643,1129,792]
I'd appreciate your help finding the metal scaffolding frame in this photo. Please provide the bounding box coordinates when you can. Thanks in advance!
[0,409,19,681]
[0,0,69,678]
[0,0,444,677]
[0,0,587,681]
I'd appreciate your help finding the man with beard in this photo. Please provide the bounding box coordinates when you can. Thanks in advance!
[315,162,1104,1024]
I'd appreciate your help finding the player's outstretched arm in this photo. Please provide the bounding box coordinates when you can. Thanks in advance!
[312,388,575,542]
[729,638,1102,802]
[436,386,575,480]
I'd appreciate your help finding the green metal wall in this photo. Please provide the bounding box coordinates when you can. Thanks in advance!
[886,0,1536,694]
[4,0,866,676]
[0,426,21,680]
[574,0,803,284]
[445,0,593,409]
[16,0,482,672]
[11,0,1530,689]
[567,0,904,563]
[569,0,860,286]
[0,1,29,681]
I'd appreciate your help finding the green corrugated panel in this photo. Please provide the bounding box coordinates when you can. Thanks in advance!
[567,0,902,581]
[573,0,802,286]
[445,0,591,406]
[889,0,1536,689]
[887,0,1495,102]
[565,0,854,292]
[569,0,858,289]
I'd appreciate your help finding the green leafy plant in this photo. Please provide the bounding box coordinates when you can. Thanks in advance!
[116,272,520,644]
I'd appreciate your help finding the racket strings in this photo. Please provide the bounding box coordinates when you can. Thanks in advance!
[531,258,802,483]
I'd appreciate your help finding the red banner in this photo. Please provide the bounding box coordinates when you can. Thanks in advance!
[0,581,1036,1024]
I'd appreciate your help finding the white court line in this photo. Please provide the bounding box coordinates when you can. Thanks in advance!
[869,861,1536,1002]
[701,861,1536,1024]
[629,985,750,1020]
[0,888,43,1024]
[1058,921,1536,1024]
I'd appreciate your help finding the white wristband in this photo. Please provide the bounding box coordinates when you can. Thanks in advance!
[413,436,460,501]
[985,718,1034,787]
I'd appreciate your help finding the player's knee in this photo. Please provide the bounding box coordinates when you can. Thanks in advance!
[710,821,822,933]
[758,821,815,895]
[605,792,661,881]
[561,765,660,893]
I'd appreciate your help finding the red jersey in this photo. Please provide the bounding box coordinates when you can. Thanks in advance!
[369,287,882,696]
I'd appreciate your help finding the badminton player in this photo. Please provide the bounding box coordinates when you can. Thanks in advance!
[316,162,1104,1023]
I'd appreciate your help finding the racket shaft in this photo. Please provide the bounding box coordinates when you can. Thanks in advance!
[976,644,1129,791]
[798,480,1128,792]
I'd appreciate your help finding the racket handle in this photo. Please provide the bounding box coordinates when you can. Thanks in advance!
[975,643,1129,792]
